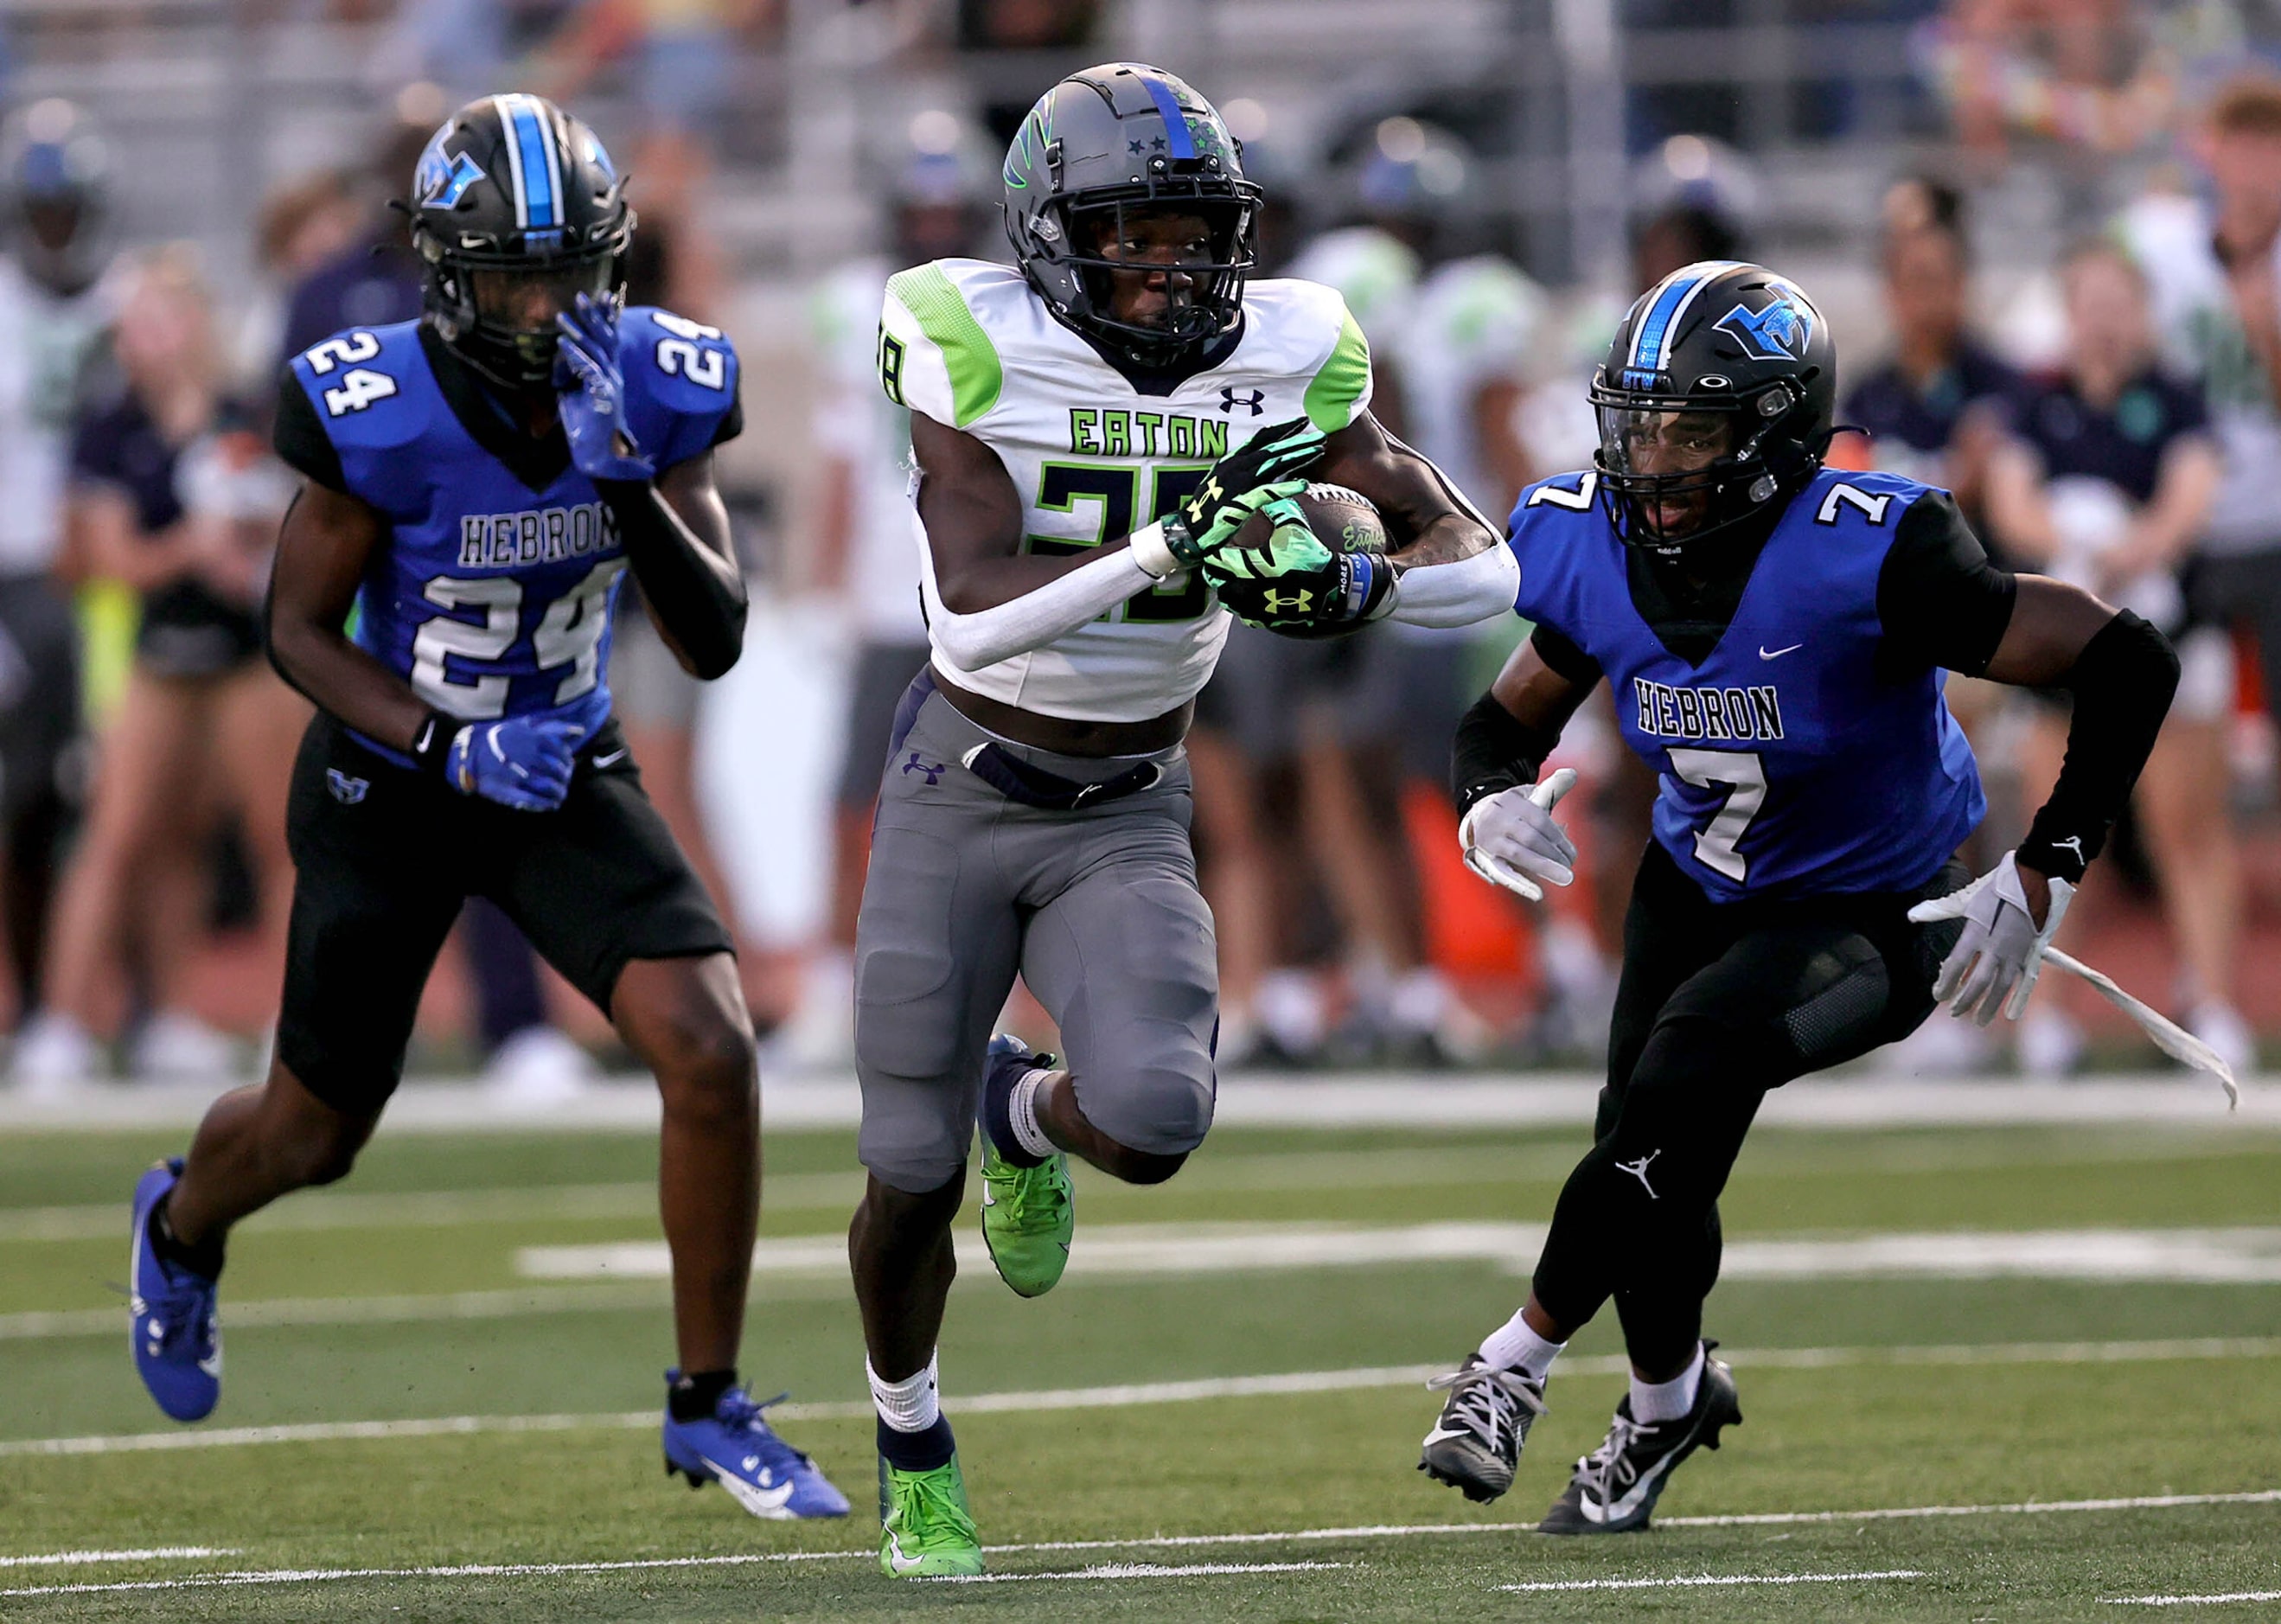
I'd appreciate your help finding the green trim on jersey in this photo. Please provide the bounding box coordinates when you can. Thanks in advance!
[886,265,1003,427]
[1304,309,1371,432]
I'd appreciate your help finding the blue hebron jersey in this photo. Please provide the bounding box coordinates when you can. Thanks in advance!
[1506,466,1984,903]
[279,309,738,752]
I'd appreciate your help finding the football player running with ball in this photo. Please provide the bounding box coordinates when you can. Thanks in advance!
[851,63,1519,1576]
[125,95,848,1520]
[1413,261,2179,1531]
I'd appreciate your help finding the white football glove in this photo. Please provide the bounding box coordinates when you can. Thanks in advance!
[1907,850,2075,1026]
[1459,767,1579,903]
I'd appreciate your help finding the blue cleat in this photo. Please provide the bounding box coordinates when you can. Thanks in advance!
[128,1159,220,1422]
[661,1376,851,1519]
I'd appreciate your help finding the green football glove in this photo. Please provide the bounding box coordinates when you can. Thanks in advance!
[1199,495,1332,580]
[1163,416,1327,563]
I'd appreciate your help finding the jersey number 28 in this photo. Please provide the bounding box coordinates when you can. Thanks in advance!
[410,560,623,718]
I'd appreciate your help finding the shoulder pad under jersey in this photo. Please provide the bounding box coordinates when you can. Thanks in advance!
[1240,276,1372,432]
[619,304,741,468]
[285,320,433,453]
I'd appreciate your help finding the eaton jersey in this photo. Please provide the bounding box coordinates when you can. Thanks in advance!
[278,310,738,738]
[878,259,1371,722]
[1508,467,1984,903]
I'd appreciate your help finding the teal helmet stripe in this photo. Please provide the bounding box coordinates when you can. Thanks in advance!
[491,93,561,229]
[1626,259,1745,379]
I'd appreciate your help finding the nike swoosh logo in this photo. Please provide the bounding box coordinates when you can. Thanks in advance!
[700,1455,797,1517]
[1758,643,1803,660]
[1421,1426,1474,1447]
[592,748,628,769]
[885,1531,930,1574]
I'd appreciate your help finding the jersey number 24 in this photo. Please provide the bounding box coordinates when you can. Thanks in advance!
[410,559,623,718]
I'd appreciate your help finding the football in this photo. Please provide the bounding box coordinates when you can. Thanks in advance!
[1227,480,1390,561]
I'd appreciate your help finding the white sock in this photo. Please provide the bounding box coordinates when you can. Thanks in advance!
[1008,1067,1057,1160]
[1478,1308,1566,1381]
[1630,1342,1705,1423]
[866,1352,942,1433]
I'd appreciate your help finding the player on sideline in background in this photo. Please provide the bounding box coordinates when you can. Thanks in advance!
[124,94,847,1521]
[1409,261,2177,1531]
[850,63,1520,1576]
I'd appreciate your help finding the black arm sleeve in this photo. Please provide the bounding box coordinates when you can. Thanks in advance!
[1452,692,1569,814]
[2018,609,2180,883]
[1873,489,2018,677]
[591,477,749,681]
[272,366,347,493]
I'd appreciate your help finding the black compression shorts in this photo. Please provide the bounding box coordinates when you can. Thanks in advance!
[276,712,733,1114]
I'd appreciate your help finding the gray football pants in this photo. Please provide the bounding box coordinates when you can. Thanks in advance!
[853,684,1220,1194]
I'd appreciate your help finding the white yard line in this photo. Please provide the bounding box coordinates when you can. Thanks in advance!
[923,1561,1350,1584]
[0,1548,235,1569]
[2105,1590,2281,1607]
[516,1221,2281,1286]
[9,1340,2281,1458]
[6,1493,2277,1600]
[1,1073,2270,1133]
[1499,1569,1925,1593]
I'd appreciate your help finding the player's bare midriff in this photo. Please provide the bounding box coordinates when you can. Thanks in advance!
[933,663,1193,757]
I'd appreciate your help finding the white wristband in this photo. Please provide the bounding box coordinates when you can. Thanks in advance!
[1128,520,1180,580]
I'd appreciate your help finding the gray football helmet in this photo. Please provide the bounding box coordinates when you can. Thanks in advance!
[1001,63,1262,363]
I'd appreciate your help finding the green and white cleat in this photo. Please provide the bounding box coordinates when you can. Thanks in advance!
[978,1036,1074,1298]
[879,1453,984,1578]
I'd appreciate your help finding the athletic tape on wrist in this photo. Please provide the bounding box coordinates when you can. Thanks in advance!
[1128,520,1180,580]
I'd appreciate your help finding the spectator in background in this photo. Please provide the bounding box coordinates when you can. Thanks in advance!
[1835,175,2024,1075]
[1926,0,2179,166]
[1833,176,2019,527]
[1984,239,2248,1077]
[2118,74,2281,788]
[0,100,118,1081]
[14,247,303,1086]
[278,116,431,361]
[233,169,363,396]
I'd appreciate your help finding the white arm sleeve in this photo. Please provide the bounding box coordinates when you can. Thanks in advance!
[923,546,1161,671]
[1385,542,1519,628]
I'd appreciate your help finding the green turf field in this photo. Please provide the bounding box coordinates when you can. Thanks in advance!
[3,1112,2278,1621]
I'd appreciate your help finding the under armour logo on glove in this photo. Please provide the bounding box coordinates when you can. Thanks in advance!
[325,769,369,805]
[1220,387,1265,415]
[902,751,945,785]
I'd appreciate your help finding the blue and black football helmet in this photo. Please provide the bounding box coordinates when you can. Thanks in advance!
[4,99,109,295]
[410,94,632,391]
[1589,260,1836,553]
[1001,63,1262,363]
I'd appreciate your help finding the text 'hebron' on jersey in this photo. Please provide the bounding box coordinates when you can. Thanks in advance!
[1632,680,1785,743]
[458,502,619,569]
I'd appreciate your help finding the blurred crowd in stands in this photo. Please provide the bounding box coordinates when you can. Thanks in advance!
[4,0,2281,1093]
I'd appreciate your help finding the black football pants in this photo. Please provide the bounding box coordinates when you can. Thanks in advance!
[1529,841,1968,1375]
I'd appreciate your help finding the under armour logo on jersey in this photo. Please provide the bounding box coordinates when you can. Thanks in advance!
[1714,296,1812,361]
[2053,835,2086,863]
[901,751,945,785]
[1220,387,1265,416]
[1615,1149,1662,1199]
[325,769,369,805]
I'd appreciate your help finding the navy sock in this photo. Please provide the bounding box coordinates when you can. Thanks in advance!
[668,1368,738,1421]
[981,1053,1046,1169]
[150,1196,225,1282]
[877,1414,956,1472]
